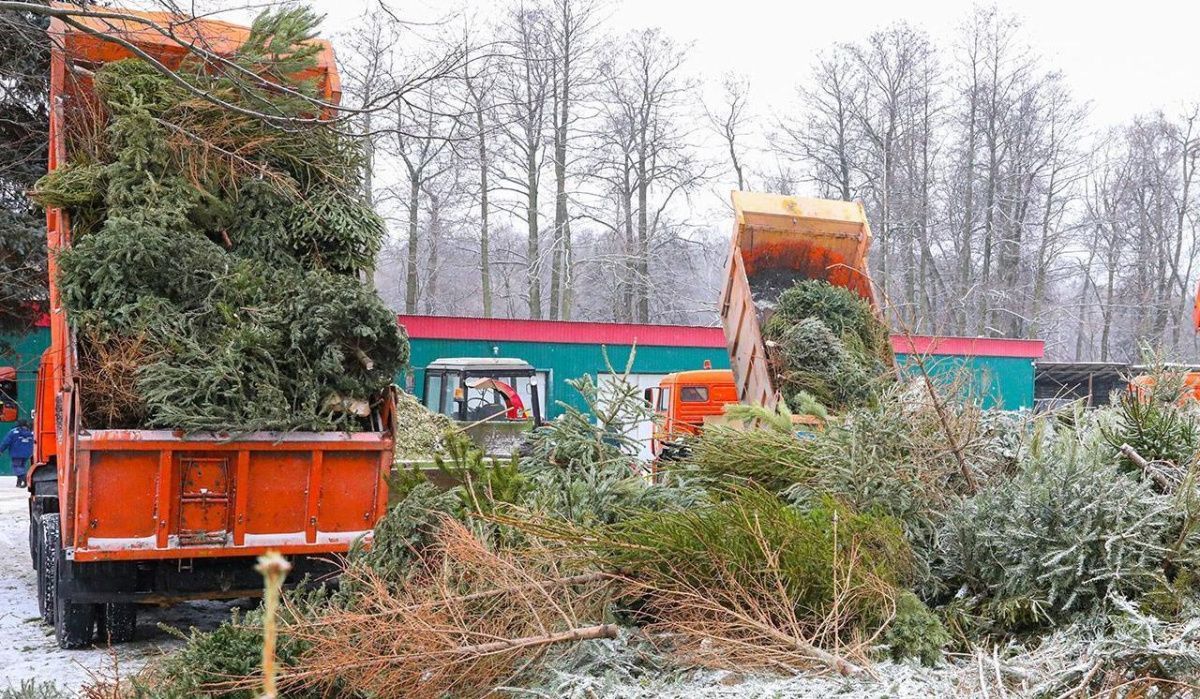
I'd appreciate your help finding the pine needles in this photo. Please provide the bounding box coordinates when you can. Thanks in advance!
[761,280,893,412]
[37,8,406,433]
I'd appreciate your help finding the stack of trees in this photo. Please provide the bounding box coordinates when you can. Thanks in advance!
[31,8,407,433]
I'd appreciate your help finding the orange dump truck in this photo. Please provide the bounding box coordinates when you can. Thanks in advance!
[27,9,393,649]
[649,192,880,453]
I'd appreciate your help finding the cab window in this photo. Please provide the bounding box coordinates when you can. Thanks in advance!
[680,386,709,403]
[657,387,671,411]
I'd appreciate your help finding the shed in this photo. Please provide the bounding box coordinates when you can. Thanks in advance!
[399,315,1045,416]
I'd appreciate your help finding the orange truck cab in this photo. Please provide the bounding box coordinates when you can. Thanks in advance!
[28,8,392,650]
[645,368,737,458]
[0,366,17,422]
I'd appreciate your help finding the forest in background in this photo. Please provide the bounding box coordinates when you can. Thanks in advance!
[342,2,1199,362]
[1,1,1197,362]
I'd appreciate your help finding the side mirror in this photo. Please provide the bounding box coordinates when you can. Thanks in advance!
[643,387,657,406]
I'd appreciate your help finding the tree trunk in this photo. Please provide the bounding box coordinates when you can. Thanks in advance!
[550,49,570,320]
[424,191,441,315]
[405,177,420,314]
[527,141,541,319]
[477,107,492,318]
[636,148,650,323]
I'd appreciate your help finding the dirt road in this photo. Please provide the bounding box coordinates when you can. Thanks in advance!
[0,476,238,693]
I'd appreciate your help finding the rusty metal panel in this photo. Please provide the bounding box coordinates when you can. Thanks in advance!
[176,455,232,546]
[719,192,878,408]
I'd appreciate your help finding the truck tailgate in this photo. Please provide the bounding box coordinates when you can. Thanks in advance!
[69,430,391,561]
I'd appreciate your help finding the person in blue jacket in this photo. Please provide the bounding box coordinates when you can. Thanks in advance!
[1,419,34,488]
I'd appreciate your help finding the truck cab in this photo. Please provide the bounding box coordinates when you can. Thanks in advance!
[645,368,737,458]
[0,367,17,422]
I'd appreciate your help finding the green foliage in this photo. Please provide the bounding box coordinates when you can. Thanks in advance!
[682,417,816,493]
[879,591,950,665]
[0,682,71,699]
[349,481,460,583]
[589,487,910,629]
[27,161,105,209]
[1102,390,1199,472]
[434,431,528,515]
[0,0,50,336]
[520,370,704,525]
[936,432,1178,634]
[37,8,404,432]
[283,189,385,274]
[130,608,326,699]
[762,281,892,412]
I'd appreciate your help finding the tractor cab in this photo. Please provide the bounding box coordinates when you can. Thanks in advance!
[423,358,544,456]
[0,367,17,423]
[423,358,544,426]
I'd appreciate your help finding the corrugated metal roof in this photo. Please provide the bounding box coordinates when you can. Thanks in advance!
[398,315,1045,359]
[894,335,1045,359]
[399,315,728,348]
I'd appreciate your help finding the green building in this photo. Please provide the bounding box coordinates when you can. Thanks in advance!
[1,325,50,432]
[399,315,1044,418]
[0,317,1043,473]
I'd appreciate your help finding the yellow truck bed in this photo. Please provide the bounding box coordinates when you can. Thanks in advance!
[718,192,879,409]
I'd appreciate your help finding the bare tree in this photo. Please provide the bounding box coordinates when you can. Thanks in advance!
[706,72,752,191]
[597,28,703,322]
[777,46,860,201]
[546,0,602,320]
[495,5,553,319]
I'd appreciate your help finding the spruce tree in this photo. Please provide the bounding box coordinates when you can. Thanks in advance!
[0,0,51,336]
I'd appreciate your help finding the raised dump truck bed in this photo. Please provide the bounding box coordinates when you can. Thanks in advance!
[719,192,879,409]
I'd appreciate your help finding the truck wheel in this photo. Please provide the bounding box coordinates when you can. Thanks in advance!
[38,513,58,626]
[97,603,137,644]
[29,500,43,570]
[43,514,96,649]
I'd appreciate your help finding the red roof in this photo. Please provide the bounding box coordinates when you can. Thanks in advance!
[397,315,1044,359]
[892,335,1044,359]
[399,315,727,348]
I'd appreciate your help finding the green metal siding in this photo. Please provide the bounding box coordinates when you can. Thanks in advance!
[894,353,1035,410]
[405,339,730,418]
[0,328,50,474]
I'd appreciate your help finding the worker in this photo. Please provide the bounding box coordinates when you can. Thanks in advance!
[1,419,34,488]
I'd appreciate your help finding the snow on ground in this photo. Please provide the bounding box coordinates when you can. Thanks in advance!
[0,476,241,694]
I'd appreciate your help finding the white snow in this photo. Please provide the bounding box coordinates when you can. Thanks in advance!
[316,529,370,545]
[0,477,242,694]
[243,531,307,547]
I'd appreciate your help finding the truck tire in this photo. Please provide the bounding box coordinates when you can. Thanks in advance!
[97,603,137,644]
[38,513,58,626]
[43,514,96,649]
[29,500,42,570]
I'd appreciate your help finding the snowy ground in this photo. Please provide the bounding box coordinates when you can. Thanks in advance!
[0,476,240,694]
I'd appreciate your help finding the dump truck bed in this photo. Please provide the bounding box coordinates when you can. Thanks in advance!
[37,7,387,567]
[68,430,391,562]
[719,192,879,409]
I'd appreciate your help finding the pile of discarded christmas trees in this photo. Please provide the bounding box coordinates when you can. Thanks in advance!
[110,348,1200,698]
[33,8,406,433]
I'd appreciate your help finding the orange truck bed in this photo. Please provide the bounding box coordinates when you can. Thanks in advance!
[719,192,879,409]
[29,6,391,648]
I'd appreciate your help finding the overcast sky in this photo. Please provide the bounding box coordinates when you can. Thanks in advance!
[291,0,1199,130]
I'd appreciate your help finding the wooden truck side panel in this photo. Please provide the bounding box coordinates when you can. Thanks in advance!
[719,192,878,409]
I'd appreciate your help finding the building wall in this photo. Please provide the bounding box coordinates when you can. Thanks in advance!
[404,338,731,418]
[894,354,1036,410]
[0,328,50,474]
